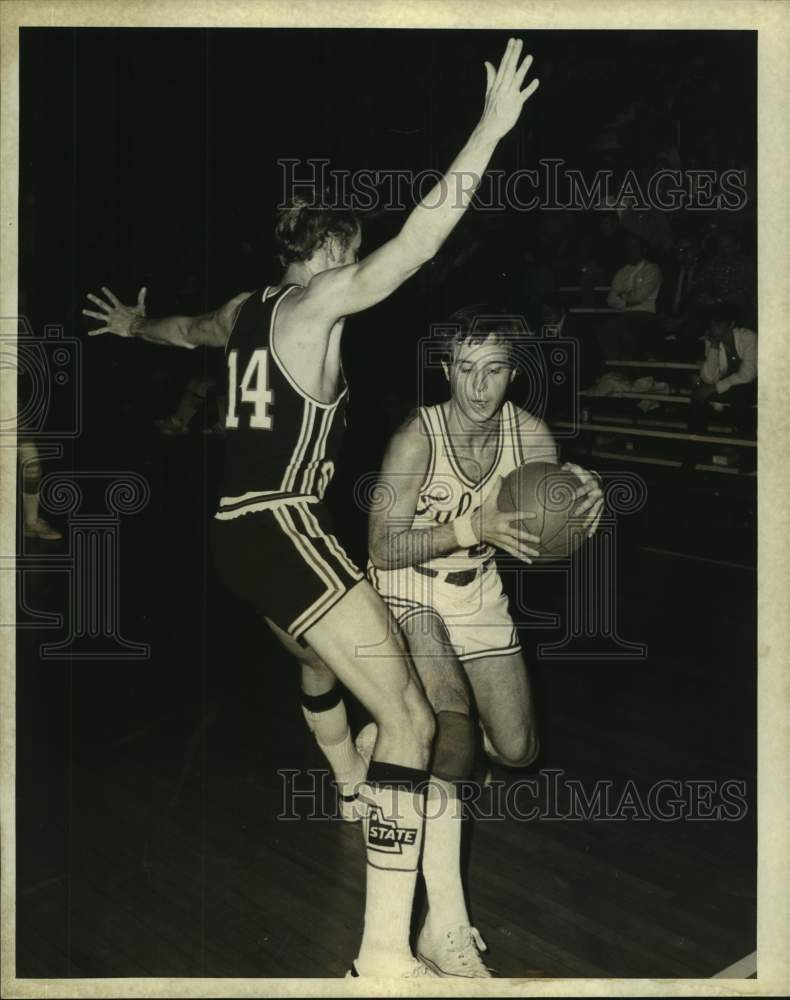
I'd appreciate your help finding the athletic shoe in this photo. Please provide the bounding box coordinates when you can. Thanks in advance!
[338,722,377,822]
[346,958,436,978]
[201,421,225,435]
[24,518,62,541]
[416,923,493,978]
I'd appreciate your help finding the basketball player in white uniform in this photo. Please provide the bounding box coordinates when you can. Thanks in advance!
[83,40,541,979]
[363,307,604,976]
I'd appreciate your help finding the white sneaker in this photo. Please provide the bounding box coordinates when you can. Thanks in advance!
[346,957,436,978]
[24,518,62,541]
[417,923,493,978]
[337,723,377,822]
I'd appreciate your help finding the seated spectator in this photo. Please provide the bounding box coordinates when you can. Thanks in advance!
[690,230,755,320]
[689,302,757,436]
[597,235,662,361]
[606,234,662,313]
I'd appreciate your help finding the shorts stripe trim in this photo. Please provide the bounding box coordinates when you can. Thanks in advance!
[294,577,364,638]
[273,506,343,636]
[458,641,522,663]
[397,605,444,629]
[296,503,363,581]
[278,503,344,591]
[215,492,318,519]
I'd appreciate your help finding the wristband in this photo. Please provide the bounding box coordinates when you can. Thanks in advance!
[453,510,479,550]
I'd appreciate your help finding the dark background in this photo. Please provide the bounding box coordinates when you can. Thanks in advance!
[16,28,757,979]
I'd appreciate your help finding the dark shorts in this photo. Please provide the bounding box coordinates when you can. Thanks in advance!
[211,499,364,640]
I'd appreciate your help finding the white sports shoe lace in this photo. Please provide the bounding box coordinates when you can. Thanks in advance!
[435,925,492,977]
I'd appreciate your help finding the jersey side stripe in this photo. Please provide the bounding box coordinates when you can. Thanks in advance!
[300,406,333,496]
[416,407,437,496]
[281,401,315,493]
[509,402,526,465]
[297,404,328,494]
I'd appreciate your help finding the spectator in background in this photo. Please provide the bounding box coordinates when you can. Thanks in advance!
[689,302,757,436]
[655,236,703,360]
[691,230,755,320]
[154,370,227,436]
[607,234,662,313]
[598,234,662,360]
[591,212,626,285]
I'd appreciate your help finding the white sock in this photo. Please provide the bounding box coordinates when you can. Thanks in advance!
[301,699,365,785]
[421,777,470,933]
[23,487,40,526]
[355,772,427,974]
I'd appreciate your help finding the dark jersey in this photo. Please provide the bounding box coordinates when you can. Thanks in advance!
[216,285,348,520]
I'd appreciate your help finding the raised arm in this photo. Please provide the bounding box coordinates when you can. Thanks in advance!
[303,38,540,322]
[83,286,251,349]
[369,414,540,570]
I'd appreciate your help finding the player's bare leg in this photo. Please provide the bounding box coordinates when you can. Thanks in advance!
[19,440,62,541]
[400,611,492,977]
[294,581,437,976]
[266,618,370,821]
[464,650,540,768]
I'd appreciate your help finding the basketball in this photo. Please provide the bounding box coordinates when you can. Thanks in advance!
[498,461,589,560]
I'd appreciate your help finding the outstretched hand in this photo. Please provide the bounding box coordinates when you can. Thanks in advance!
[83,286,147,338]
[480,38,539,142]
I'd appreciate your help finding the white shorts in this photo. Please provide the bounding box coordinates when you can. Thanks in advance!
[368,559,521,663]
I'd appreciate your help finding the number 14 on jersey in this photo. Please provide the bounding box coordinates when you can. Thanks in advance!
[226,348,274,430]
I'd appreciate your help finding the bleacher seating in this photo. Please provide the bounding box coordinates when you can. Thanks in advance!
[547,300,756,477]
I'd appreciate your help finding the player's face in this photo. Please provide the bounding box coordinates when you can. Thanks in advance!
[448,338,514,424]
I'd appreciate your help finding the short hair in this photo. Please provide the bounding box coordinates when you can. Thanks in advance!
[439,305,527,364]
[274,195,360,266]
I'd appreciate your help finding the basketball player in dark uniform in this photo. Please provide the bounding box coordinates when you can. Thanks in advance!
[84,38,540,978]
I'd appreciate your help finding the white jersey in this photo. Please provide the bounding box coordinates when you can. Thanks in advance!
[412,401,554,572]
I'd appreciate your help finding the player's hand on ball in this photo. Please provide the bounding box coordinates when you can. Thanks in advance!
[479,38,539,142]
[474,476,541,564]
[562,463,604,537]
[83,286,147,338]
